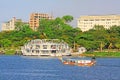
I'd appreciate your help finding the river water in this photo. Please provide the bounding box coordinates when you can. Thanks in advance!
[0,55,120,80]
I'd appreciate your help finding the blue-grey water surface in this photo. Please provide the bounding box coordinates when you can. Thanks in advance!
[0,55,120,80]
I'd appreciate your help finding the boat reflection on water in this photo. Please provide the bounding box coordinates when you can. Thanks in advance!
[61,57,96,67]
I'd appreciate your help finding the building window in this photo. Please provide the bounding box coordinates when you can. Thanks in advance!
[84,19,88,21]
[34,16,38,18]
[101,19,105,21]
[95,19,99,21]
[107,19,111,21]
[90,19,94,21]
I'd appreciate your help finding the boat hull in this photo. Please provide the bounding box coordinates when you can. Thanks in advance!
[63,61,75,65]
[62,58,96,67]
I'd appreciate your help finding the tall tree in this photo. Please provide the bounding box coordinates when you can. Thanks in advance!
[62,15,73,23]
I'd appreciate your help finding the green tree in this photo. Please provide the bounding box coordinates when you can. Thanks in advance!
[0,39,12,47]
[115,42,120,50]
[15,21,25,31]
[62,15,73,23]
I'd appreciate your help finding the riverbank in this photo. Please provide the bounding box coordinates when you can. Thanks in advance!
[1,50,120,58]
[0,48,22,55]
[70,51,120,58]
[82,52,120,58]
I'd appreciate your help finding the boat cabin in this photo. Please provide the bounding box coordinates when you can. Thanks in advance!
[21,39,71,56]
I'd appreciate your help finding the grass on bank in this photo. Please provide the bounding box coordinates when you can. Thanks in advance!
[0,48,17,55]
[5,49,16,55]
[85,52,120,57]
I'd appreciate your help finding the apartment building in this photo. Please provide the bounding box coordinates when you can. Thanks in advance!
[77,15,120,31]
[29,13,53,31]
[2,17,22,31]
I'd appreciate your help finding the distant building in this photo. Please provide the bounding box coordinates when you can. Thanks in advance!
[29,13,53,31]
[1,17,22,31]
[77,15,120,31]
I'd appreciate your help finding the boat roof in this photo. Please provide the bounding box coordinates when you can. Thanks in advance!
[64,57,92,61]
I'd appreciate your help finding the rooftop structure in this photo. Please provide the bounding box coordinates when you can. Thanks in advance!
[29,13,53,31]
[77,15,120,31]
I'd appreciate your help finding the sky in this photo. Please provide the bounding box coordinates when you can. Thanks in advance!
[0,0,120,30]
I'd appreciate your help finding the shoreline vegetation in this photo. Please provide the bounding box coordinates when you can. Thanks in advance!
[72,51,120,58]
[0,48,120,58]
[1,15,120,58]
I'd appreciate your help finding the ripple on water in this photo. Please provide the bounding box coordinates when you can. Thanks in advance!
[0,56,120,80]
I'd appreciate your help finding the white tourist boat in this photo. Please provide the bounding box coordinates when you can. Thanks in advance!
[21,39,72,56]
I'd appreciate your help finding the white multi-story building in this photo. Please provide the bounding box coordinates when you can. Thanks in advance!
[77,15,120,31]
[1,17,22,31]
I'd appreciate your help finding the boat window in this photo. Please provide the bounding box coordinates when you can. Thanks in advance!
[32,50,34,53]
[26,49,30,52]
[51,50,56,53]
[36,50,39,53]
[43,45,47,49]
[51,45,56,49]
[36,45,40,49]
[42,50,49,53]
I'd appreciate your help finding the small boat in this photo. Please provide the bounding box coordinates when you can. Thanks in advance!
[62,59,76,65]
[61,57,96,67]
